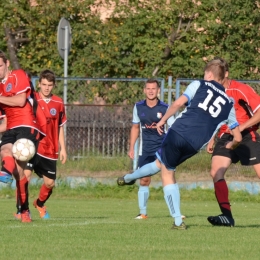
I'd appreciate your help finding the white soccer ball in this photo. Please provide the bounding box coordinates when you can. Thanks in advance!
[12,138,36,162]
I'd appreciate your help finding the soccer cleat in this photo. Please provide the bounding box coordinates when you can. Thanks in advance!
[181,215,186,219]
[14,212,21,220]
[33,200,50,219]
[117,176,136,186]
[171,222,187,230]
[134,214,148,219]
[207,214,235,227]
[21,210,32,223]
[0,171,13,184]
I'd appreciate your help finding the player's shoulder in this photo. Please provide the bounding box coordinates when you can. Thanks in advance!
[230,80,257,94]
[158,100,169,107]
[10,69,27,77]
[51,94,64,103]
[231,80,253,89]
[135,100,145,106]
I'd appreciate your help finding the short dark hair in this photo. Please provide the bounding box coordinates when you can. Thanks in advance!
[39,69,56,84]
[0,50,8,64]
[145,79,160,88]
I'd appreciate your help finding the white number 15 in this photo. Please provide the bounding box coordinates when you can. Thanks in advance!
[198,89,226,118]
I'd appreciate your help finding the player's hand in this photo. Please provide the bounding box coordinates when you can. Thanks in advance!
[156,120,166,135]
[206,139,215,154]
[128,149,134,159]
[59,149,67,164]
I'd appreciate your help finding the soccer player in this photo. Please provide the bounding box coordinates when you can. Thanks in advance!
[120,59,242,230]
[127,79,174,219]
[0,50,44,222]
[206,58,260,227]
[14,69,67,219]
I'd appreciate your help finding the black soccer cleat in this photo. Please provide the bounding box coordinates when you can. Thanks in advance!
[117,176,136,186]
[207,214,235,227]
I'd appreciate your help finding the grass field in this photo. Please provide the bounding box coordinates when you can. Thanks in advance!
[1,187,260,260]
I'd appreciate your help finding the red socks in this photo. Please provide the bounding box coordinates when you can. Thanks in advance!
[37,184,53,207]
[16,176,29,211]
[1,156,15,175]
[214,179,233,218]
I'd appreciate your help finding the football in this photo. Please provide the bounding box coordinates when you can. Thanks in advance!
[12,138,36,162]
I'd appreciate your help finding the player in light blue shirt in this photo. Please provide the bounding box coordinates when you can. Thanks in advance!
[127,79,174,219]
[118,59,242,230]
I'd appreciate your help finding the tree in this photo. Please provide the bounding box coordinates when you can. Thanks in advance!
[0,0,259,104]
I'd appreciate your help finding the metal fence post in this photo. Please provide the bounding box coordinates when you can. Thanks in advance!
[167,76,172,105]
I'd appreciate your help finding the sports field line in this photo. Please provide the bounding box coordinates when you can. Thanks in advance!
[6,220,122,229]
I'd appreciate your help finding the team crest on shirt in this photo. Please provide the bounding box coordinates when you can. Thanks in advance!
[50,108,57,116]
[6,83,12,92]
[157,112,162,119]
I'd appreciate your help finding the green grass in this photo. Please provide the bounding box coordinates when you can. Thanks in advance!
[1,186,260,259]
[57,156,132,174]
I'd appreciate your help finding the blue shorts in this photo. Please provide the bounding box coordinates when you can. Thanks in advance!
[156,129,197,170]
[138,154,157,168]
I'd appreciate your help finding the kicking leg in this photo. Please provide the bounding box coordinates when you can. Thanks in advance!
[117,159,161,185]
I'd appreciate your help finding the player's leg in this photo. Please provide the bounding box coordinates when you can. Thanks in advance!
[117,159,161,185]
[15,127,40,222]
[253,164,260,178]
[161,164,185,229]
[207,134,236,227]
[33,157,56,219]
[14,160,31,222]
[0,132,16,184]
[135,176,151,219]
[134,155,154,219]
[207,154,235,226]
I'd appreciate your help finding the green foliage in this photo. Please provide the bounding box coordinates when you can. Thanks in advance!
[0,0,259,103]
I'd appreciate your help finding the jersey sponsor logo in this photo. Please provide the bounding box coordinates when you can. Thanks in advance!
[157,112,162,119]
[145,122,157,129]
[6,83,12,92]
[141,113,145,117]
[50,108,57,116]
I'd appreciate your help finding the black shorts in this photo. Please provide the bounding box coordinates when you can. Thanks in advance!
[213,131,260,165]
[0,127,40,147]
[25,154,57,180]
[156,129,197,170]
[138,154,157,168]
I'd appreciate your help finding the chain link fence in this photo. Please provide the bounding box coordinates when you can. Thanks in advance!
[29,76,260,179]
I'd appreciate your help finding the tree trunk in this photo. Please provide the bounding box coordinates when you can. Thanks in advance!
[4,26,20,69]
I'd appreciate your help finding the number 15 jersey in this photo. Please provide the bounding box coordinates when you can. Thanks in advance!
[170,80,238,151]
